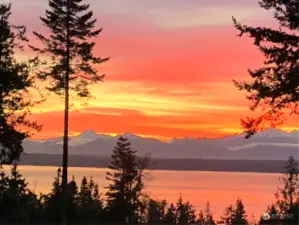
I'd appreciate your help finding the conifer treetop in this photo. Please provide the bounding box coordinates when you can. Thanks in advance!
[30,0,109,98]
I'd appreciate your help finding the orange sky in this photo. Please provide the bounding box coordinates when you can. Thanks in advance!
[10,0,298,140]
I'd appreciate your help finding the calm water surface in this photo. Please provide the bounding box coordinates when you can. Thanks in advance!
[4,166,280,221]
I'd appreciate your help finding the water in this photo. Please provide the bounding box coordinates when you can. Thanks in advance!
[3,165,280,221]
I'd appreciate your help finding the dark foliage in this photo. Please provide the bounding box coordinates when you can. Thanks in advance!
[30,0,109,97]
[0,155,297,225]
[164,203,177,225]
[31,0,109,222]
[176,195,197,225]
[220,198,248,225]
[274,156,298,225]
[147,199,167,224]
[259,156,298,225]
[197,202,216,225]
[77,176,103,222]
[0,165,40,224]
[105,136,149,224]
[232,0,299,138]
[0,3,41,164]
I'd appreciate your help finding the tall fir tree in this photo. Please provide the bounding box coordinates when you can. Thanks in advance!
[197,202,216,225]
[0,3,41,164]
[231,198,248,225]
[66,175,79,222]
[105,136,148,224]
[77,176,103,222]
[274,155,298,225]
[232,0,298,138]
[43,170,80,224]
[275,155,299,212]
[164,203,177,225]
[220,204,235,225]
[88,177,103,220]
[176,195,197,225]
[30,0,109,223]
[43,167,63,223]
[221,198,249,225]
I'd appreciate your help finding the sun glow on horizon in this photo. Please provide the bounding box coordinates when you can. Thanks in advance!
[10,0,298,140]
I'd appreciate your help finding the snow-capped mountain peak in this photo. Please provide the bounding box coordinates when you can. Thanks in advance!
[77,130,99,139]
[254,128,289,138]
[24,128,299,160]
[119,132,141,139]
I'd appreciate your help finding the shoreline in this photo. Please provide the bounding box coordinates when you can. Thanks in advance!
[13,153,290,174]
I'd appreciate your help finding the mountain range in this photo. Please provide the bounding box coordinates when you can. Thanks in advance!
[23,128,299,160]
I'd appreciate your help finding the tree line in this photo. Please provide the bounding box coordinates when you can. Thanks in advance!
[0,136,298,225]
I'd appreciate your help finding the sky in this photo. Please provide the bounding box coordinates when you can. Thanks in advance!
[9,0,298,140]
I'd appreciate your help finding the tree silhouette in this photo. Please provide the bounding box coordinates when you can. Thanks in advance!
[0,3,41,164]
[176,195,197,225]
[275,156,299,212]
[274,155,298,225]
[30,0,109,223]
[197,202,216,225]
[220,199,249,225]
[0,164,39,224]
[147,199,167,225]
[164,203,177,225]
[232,0,298,138]
[43,167,63,223]
[77,176,103,222]
[105,136,148,224]
[220,204,234,225]
[43,170,81,224]
[66,175,79,222]
[259,204,280,225]
[231,198,248,225]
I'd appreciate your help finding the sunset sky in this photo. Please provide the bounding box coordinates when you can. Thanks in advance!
[10,0,298,140]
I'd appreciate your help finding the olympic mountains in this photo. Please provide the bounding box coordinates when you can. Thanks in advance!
[23,128,299,161]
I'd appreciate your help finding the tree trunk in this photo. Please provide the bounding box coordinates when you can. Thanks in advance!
[61,0,71,224]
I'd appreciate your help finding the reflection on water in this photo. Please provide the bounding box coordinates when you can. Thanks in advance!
[3,165,280,220]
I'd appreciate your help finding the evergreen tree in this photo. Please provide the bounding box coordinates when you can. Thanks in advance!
[231,198,248,225]
[67,175,79,222]
[147,199,167,225]
[44,171,80,224]
[275,156,299,213]
[91,181,103,212]
[198,210,205,225]
[274,155,299,225]
[197,202,216,225]
[30,1,109,222]
[0,167,10,222]
[259,205,280,225]
[220,205,235,225]
[78,176,89,210]
[232,0,298,138]
[77,176,103,222]
[221,199,249,225]
[176,195,197,225]
[135,193,151,224]
[164,203,177,225]
[0,2,41,164]
[105,136,148,223]
[89,178,103,220]
[43,167,63,223]
[0,164,39,224]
